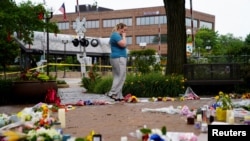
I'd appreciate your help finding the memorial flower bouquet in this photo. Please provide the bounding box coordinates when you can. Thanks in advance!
[18,69,51,82]
[139,126,169,141]
[215,91,233,110]
[26,127,62,141]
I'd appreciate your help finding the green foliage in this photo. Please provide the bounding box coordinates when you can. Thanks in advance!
[193,27,218,56]
[93,76,113,94]
[0,65,20,71]
[56,80,67,84]
[123,73,185,97]
[15,70,53,82]
[245,33,250,45]
[130,49,156,56]
[161,126,167,135]
[129,49,162,74]
[140,128,152,134]
[89,72,185,97]
[81,64,102,92]
[215,91,233,110]
[0,0,59,76]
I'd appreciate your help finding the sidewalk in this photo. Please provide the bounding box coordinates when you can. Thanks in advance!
[57,78,114,105]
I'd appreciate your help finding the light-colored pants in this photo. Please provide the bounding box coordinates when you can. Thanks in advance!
[108,57,127,99]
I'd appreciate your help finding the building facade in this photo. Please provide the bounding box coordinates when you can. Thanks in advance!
[51,5,215,56]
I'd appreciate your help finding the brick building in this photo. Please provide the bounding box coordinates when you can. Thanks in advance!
[51,5,215,56]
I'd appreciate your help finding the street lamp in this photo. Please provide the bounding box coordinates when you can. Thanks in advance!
[62,40,68,78]
[139,42,147,49]
[44,9,53,76]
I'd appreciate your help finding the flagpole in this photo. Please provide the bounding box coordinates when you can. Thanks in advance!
[76,0,80,18]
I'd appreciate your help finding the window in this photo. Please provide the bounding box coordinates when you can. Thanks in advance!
[136,15,167,25]
[86,20,99,28]
[126,36,132,45]
[103,18,132,27]
[200,21,213,29]
[185,18,198,28]
[136,35,159,44]
[136,34,167,44]
[57,22,70,30]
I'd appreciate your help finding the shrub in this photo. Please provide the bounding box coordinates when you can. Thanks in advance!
[81,64,102,92]
[90,72,185,97]
[93,76,113,94]
[123,73,185,97]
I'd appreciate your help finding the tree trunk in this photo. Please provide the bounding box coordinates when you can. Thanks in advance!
[163,0,187,75]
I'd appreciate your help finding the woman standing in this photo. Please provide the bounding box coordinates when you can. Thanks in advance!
[105,23,127,101]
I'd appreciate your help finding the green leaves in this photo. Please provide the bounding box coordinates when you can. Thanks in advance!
[161,126,167,135]
[140,128,152,134]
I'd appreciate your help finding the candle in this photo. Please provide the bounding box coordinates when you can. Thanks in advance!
[58,108,66,128]
[229,117,234,124]
[121,136,128,141]
[197,114,202,122]
[244,115,250,121]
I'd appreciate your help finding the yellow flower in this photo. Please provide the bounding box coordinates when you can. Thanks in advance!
[3,131,21,141]
[215,95,219,100]
[216,91,233,110]
[85,130,95,141]
[219,91,224,96]
[180,97,184,101]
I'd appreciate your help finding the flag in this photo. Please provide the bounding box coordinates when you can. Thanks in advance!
[59,3,67,21]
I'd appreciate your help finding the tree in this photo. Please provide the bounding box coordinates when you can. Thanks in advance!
[245,33,250,46]
[194,27,218,56]
[216,33,244,56]
[0,0,59,78]
[163,0,187,75]
[0,0,20,78]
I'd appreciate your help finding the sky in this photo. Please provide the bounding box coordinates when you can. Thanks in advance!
[14,0,250,39]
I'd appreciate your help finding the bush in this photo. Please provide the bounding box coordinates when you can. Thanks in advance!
[93,76,113,94]
[81,64,102,92]
[123,73,185,97]
[89,72,185,97]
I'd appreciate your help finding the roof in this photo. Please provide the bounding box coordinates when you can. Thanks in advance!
[15,31,111,56]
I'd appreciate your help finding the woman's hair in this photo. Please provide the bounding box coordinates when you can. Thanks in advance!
[112,23,127,32]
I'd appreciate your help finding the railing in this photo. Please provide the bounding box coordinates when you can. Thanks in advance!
[183,63,244,85]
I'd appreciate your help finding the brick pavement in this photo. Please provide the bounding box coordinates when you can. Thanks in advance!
[57,78,114,105]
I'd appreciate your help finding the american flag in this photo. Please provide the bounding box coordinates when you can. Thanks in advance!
[59,3,67,21]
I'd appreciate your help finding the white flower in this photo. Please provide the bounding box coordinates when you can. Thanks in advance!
[151,128,163,136]
[46,128,61,138]
[27,127,62,140]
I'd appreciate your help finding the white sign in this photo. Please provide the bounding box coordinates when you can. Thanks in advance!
[74,17,86,34]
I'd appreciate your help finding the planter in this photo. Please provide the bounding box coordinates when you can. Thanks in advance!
[216,107,227,122]
[12,81,58,104]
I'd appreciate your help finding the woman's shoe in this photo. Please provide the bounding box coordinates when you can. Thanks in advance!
[105,93,117,100]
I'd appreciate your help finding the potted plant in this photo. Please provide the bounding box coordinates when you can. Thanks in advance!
[11,70,58,103]
[214,91,233,122]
